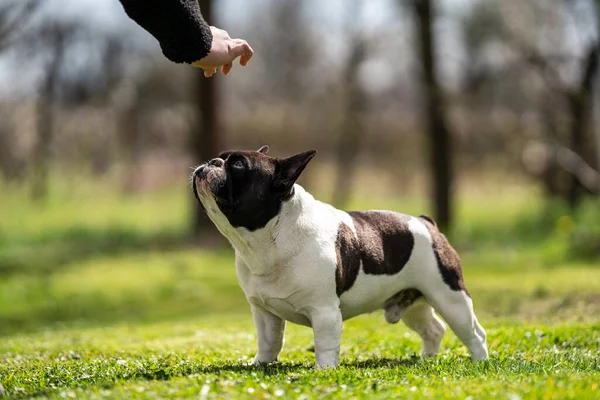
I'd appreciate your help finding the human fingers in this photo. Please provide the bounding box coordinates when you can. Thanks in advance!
[203,67,217,77]
[222,63,233,75]
[230,39,253,66]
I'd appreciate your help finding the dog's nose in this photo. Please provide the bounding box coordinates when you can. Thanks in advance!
[194,164,206,177]
[208,158,224,167]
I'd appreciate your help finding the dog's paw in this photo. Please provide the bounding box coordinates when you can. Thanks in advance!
[314,362,338,370]
[470,351,489,362]
[420,351,438,358]
[252,355,276,366]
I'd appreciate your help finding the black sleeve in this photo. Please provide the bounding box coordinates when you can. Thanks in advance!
[118,0,213,64]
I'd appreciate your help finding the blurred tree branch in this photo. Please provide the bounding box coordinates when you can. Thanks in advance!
[489,0,600,206]
[567,42,600,206]
[410,0,454,231]
[333,0,367,209]
[0,0,42,52]
[31,22,80,200]
[528,140,600,193]
[518,41,600,206]
[192,0,222,241]
[557,145,600,193]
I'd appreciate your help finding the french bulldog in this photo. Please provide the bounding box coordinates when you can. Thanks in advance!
[192,146,488,368]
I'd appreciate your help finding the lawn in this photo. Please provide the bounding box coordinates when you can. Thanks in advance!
[0,176,599,399]
[1,312,598,399]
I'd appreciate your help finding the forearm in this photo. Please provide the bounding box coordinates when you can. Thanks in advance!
[118,0,213,64]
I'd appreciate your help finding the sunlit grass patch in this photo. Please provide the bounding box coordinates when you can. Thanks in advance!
[0,317,598,399]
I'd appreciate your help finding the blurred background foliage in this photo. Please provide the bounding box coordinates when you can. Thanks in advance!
[0,0,599,336]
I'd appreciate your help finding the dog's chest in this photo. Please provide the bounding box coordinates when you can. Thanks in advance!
[250,294,312,327]
[233,199,341,326]
[238,264,317,327]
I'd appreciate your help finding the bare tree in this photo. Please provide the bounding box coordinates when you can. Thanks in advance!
[0,106,25,181]
[192,0,222,238]
[511,0,600,206]
[411,0,454,231]
[567,42,600,206]
[461,0,600,206]
[31,23,79,200]
[254,1,313,104]
[0,0,42,52]
[0,0,43,182]
[332,0,367,209]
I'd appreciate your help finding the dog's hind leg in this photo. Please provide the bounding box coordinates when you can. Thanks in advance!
[416,216,488,361]
[423,287,488,361]
[401,299,446,357]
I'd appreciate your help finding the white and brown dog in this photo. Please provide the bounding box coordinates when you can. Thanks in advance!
[192,146,488,368]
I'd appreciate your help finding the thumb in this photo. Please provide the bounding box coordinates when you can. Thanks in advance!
[203,67,217,78]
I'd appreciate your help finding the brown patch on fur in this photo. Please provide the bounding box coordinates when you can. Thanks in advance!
[383,288,424,323]
[350,211,414,275]
[335,212,415,297]
[335,223,360,296]
[418,216,470,296]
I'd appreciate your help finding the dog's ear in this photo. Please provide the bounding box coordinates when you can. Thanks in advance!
[257,145,269,154]
[274,150,317,191]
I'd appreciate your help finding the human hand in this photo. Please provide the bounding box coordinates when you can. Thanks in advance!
[192,26,253,77]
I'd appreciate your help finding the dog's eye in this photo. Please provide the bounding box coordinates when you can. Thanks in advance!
[232,160,244,169]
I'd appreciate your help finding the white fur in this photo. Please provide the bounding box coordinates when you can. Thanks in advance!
[195,182,488,368]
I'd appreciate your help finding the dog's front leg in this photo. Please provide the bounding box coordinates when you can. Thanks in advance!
[251,306,286,365]
[310,308,342,369]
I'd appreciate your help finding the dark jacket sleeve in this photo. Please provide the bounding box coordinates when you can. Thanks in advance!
[118,0,213,64]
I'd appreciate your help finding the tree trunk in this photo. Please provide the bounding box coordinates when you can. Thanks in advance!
[596,0,600,174]
[31,35,63,201]
[594,77,600,173]
[567,43,599,209]
[332,0,366,209]
[539,95,569,198]
[412,0,453,231]
[32,90,53,201]
[119,106,140,194]
[191,0,222,238]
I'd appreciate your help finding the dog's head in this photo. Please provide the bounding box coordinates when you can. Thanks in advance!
[192,146,317,231]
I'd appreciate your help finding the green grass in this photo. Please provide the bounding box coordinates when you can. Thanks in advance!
[1,248,599,336]
[1,176,599,398]
[1,316,598,399]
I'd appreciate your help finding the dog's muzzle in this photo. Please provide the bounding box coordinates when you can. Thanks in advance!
[194,158,224,180]
[194,158,226,196]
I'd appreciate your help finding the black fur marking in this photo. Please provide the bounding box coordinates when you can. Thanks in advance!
[194,148,316,232]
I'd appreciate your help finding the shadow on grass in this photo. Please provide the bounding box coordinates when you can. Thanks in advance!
[343,356,420,369]
[12,358,420,399]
